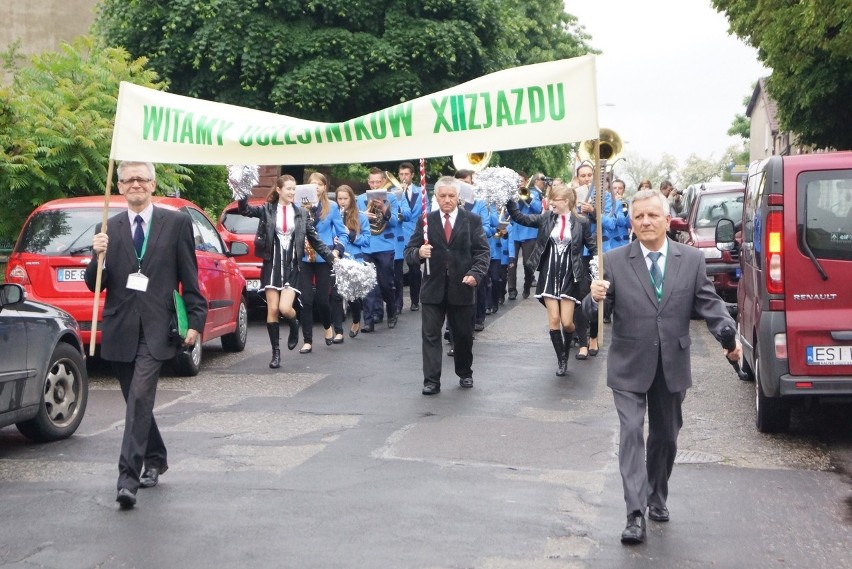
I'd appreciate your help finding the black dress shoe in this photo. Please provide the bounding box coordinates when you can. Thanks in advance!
[362,323,374,333]
[116,488,136,509]
[621,511,646,544]
[522,289,530,299]
[648,505,669,522]
[410,303,420,311]
[474,323,485,332]
[422,383,440,395]
[459,377,474,388]
[447,346,455,357]
[387,315,398,329]
[485,307,493,315]
[603,316,612,324]
[140,465,167,488]
[508,290,517,300]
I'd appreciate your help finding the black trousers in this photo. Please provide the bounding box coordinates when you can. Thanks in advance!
[421,281,474,385]
[364,251,395,325]
[487,259,505,309]
[508,239,535,293]
[407,259,422,305]
[112,333,166,493]
[393,258,405,314]
[299,261,332,343]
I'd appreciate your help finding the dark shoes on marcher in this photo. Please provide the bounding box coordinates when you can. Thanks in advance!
[422,383,440,395]
[140,465,167,488]
[269,348,281,369]
[116,488,136,509]
[459,377,473,388]
[621,511,646,544]
[648,505,669,522]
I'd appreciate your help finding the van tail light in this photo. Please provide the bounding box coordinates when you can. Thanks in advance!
[6,264,30,285]
[766,211,783,294]
[774,333,787,360]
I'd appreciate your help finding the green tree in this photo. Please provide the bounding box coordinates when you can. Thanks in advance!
[95,0,595,178]
[713,0,852,149]
[0,36,228,239]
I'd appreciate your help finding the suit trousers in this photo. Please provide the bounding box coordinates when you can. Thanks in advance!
[507,239,535,293]
[421,281,474,385]
[364,251,395,324]
[112,332,167,493]
[407,259,422,305]
[393,258,405,314]
[612,356,685,514]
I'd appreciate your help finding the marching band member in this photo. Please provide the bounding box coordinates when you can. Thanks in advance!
[507,172,544,300]
[297,172,347,353]
[506,181,596,377]
[397,161,426,312]
[331,185,370,339]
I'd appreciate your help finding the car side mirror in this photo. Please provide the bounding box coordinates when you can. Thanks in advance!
[229,241,249,257]
[669,217,688,232]
[715,219,736,251]
[0,283,25,307]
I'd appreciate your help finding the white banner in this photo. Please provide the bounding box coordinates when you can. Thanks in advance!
[111,55,598,165]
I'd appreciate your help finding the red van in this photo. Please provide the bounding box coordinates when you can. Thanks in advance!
[716,152,852,432]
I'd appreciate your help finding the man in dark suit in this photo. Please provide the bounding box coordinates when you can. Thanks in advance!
[404,176,490,395]
[85,161,207,509]
[583,189,741,544]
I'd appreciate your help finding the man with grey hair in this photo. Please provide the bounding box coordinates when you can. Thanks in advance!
[583,189,741,544]
[86,161,207,509]
[404,176,490,395]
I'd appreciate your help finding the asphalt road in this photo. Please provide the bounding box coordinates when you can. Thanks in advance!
[1,296,851,569]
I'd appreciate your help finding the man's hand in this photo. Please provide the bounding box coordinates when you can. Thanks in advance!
[92,232,108,254]
[184,329,200,347]
[419,243,432,259]
[725,339,743,362]
[590,279,610,302]
[461,275,477,287]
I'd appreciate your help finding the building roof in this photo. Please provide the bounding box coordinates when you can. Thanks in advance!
[746,77,779,133]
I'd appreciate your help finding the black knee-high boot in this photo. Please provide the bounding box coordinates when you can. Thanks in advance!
[550,330,568,376]
[267,322,281,369]
[562,329,573,363]
[282,316,300,351]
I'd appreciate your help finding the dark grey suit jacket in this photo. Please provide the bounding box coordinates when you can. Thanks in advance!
[403,208,490,306]
[85,207,207,362]
[583,239,735,393]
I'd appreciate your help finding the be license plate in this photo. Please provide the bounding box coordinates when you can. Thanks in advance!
[246,279,261,291]
[57,268,86,282]
[806,346,852,366]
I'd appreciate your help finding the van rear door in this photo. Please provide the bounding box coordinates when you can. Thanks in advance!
[785,159,852,376]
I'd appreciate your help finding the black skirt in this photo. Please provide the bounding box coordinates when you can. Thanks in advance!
[261,234,301,293]
[535,238,581,304]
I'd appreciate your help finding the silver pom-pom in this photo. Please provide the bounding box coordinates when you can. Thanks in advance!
[589,256,600,281]
[334,258,378,301]
[473,166,522,210]
[227,165,259,201]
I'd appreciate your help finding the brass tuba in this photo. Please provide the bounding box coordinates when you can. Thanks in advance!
[579,128,623,162]
[367,174,394,235]
[452,151,492,172]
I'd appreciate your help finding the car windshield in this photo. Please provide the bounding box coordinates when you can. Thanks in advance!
[221,212,259,234]
[15,207,123,256]
[803,171,852,261]
[695,193,744,228]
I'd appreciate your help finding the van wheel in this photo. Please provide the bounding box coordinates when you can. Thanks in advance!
[16,343,88,442]
[221,296,248,352]
[754,346,790,433]
[173,334,202,377]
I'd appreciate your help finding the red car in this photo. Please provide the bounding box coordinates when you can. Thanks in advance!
[670,183,745,315]
[217,199,265,306]
[4,195,250,376]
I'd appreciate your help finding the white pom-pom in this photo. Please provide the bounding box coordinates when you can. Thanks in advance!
[473,167,522,210]
[227,165,259,201]
[334,258,378,301]
[589,257,600,281]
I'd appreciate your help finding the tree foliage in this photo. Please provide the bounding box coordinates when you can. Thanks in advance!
[0,36,229,240]
[94,0,595,177]
[713,0,852,150]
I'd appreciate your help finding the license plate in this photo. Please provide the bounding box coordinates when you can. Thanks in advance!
[246,279,261,291]
[57,268,86,282]
[806,346,852,366]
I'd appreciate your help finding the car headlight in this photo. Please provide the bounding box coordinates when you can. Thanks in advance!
[700,247,722,259]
